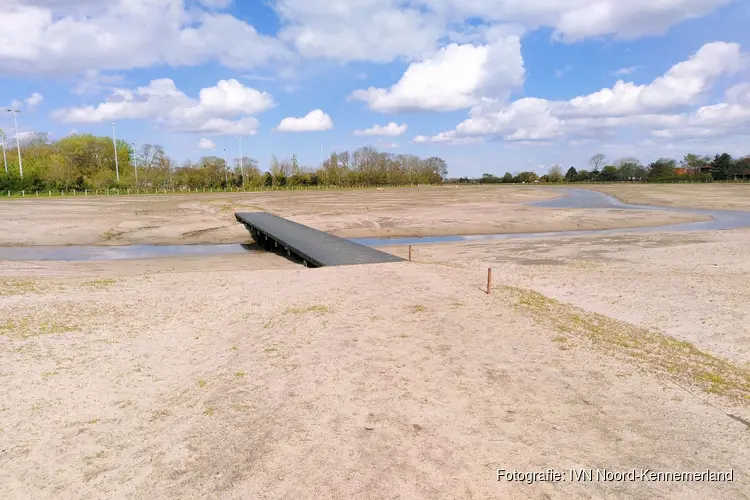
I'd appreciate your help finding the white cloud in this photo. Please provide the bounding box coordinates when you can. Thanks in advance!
[413,131,484,145]
[275,0,443,63]
[197,137,217,150]
[353,122,408,137]
[8,92,44,111]
[0,0,733,77]
[24,92,44,110]
[0,0,291,76]
[563,42,744,117]
[273,0,732,62]
[73,70,125,95]
[274,109,333,132]
[651,83,750,139]
[350,38,524,112]
[421,41,748,144]
[611,66,640,76]
[51,78,274,135]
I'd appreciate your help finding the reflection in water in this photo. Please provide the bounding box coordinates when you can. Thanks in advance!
[2,189,749,260]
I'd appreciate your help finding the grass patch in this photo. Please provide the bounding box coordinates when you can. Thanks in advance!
[0,280,40,296]
[197,379,207,388]
[235,371,245,378]
[412,305,426,313]
[82,278,117,288]
[203,407,215,417]
[504,286,750,402]
[0,318,79,338]
[285,304,331,315]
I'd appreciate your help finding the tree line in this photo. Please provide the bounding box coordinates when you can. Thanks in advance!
[0,132,449,191]
[456,153,750,184]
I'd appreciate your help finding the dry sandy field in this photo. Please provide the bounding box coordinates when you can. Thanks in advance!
[1,185,749,500]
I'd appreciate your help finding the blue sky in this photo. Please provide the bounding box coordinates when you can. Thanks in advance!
[1,0,749,177]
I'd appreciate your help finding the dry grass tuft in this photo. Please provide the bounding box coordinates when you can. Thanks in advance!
[504,286,750,402]
[285,305,331,315]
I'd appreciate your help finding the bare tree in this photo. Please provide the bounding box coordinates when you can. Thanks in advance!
[589,153,606,170]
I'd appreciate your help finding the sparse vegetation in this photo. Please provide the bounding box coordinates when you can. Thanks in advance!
[285,305,330,315]
[0,317,79,338]
[82,278,117,288]
[0,280,40,296]
[505,286,750,401]
[197,380,207,388]
[411,305,426,313]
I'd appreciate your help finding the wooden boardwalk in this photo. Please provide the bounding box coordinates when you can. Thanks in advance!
[235,212,403,267]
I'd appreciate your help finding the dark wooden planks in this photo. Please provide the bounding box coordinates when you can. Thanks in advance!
[235,212,403,267]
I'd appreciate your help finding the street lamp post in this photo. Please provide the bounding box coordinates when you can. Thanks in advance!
[237,135,244,189]
[1,134,7,174]
[131,142,139,186]
[112,122,120,183]
[6,109,23,178]
[223,148,228,185]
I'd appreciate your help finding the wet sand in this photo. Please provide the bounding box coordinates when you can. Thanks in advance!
[0,186,708,246]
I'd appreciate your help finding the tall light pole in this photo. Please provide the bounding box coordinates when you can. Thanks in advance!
[6,109,23,178]
[112,122,120,183]
[237,135,244,189]
[131,142,139,186]
[1,133,7,174]
[223,148,228,185]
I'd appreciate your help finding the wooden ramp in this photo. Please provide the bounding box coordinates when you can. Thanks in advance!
[235,212,403,267]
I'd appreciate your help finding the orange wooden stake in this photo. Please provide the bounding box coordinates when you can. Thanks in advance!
[487,268,492,294]
[408,245,412,262]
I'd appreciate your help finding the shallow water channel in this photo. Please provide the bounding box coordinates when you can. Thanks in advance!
[2,189,749,261]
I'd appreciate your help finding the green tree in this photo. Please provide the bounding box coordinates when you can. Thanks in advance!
[547,165,563,182]
[710,153,734,180]
[648,158,677,179]
[564,166,577,182]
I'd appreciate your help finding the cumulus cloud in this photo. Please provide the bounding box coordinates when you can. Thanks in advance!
[8,92,44,111]
[353,122,407,136]
[0,0,734,77]
[350,38,524,112]
[197,137,217,150]
[0,0,291,75]
[651,83,750,139]
[420,41,748,144]
[274,0,732,62]
[274,109,333,132]
[51,78,275,135]
[24,92,44,109]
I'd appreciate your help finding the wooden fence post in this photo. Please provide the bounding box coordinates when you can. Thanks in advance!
[408,245,412,262]
[486,268,492,294]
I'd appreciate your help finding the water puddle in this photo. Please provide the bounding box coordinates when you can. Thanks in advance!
[2,189,749,261]
[0,244,258,261]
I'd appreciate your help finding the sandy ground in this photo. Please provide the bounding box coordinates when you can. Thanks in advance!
[1,262,748,500]
[0,186,708,246]
[384,229,750,365]
[584,183,750,210]
[1,186,749,499]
